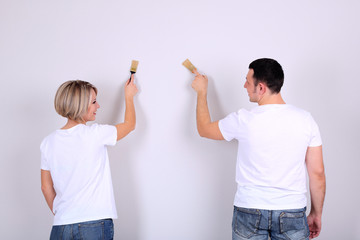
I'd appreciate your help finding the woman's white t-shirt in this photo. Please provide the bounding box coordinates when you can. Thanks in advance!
[219,104,322,210]
[40,123,118,225]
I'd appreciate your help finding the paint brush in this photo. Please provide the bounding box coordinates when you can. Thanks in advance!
[129,60,139,83]
[182,59,197,73]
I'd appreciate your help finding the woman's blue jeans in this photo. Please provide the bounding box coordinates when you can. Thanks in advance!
[232,206,309,240]
[50,218,114,240]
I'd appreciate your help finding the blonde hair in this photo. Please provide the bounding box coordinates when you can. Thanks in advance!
[54,80,98,122]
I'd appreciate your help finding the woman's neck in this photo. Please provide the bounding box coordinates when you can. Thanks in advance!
[61,119,85,130]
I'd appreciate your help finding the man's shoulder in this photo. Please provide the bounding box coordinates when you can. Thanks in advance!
[285,104,312,117]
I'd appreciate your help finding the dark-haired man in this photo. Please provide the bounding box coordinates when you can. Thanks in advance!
[191,58,325,239]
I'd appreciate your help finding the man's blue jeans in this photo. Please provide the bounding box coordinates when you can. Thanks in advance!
[50,218,114,240]
[232,206,309,240]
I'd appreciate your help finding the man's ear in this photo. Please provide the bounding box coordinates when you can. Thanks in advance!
[258,82,266,95]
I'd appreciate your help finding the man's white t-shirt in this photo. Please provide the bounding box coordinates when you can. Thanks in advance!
[219,104,322,210]
[40,123,118,225]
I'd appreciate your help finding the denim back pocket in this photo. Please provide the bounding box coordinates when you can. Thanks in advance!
[232,207,261,239]
[279,209,309,240]
[78,220,105,240]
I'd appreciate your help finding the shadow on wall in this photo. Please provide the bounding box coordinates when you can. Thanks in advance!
[182,75,237,238]
[107,83,147,240]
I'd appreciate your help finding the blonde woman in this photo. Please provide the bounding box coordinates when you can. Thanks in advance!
[40,76,138,240]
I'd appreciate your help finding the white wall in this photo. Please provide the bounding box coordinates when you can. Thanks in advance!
[1,0,359,239]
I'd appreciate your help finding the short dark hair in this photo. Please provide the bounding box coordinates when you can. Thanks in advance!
[249,58,284,93]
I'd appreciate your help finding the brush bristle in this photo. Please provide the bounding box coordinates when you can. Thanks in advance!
[182,59,196,72]
[130,60,139,73]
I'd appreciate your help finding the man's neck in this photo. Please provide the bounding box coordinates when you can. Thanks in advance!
[258,93,286,106]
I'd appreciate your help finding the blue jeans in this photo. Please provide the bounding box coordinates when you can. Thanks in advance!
[50,219,114,240]
[232,206,309,240]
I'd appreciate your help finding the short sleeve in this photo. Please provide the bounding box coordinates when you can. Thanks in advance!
[308,115,322,147]
[40,140,50,170]
[218,111,241,141]
[92,124,117,146]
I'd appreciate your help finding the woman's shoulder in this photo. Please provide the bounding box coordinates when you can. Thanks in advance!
[87,123,116,131]
[40,130,58,150]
